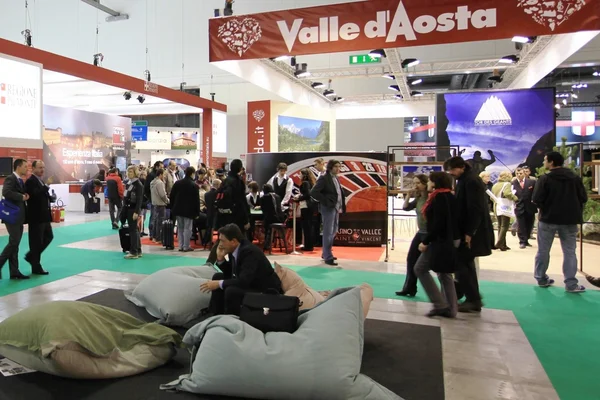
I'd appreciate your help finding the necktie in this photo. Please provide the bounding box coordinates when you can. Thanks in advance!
[231,255,236,277]
[520,180,524,189]
[18,178,24,188]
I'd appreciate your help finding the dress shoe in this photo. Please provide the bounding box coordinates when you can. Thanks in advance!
[32,269,49,275]
[458,301,483,313]
[426,307,454,318]
[321,257,338,261]
[10,273,30,280]
[520,244,527,249]
[525,242,532,247]
[395,290,417,297]
[325,259,338,266]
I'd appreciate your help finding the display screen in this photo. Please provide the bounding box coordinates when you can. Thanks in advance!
[436,88,556,178]
[0,157,12,176]
[212,110,227,153]
[0,54,42,141]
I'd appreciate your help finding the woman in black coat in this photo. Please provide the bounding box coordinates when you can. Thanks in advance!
[414,172,460,318]
[122,166,144,259]
[295,168,316,251]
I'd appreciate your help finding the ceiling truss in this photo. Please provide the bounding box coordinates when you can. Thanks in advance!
[496,35,554,88]
[260,59,333,104]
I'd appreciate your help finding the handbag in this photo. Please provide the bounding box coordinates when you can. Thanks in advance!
[240,291,300,334]
[0,199,21,224]
[496,183,515,218]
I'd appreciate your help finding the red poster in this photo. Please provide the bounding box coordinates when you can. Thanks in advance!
[209,0,600,62]
[247,101,271,153]
[0,147,43,183]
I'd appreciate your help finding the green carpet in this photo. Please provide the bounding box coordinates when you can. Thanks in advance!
[0,219,595,399]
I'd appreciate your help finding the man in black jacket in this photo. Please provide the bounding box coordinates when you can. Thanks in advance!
[310,159,346,266]
[170,166,200,252]
[203,178,221,245]
[144,161,163,238]
[24,161,54,275]
[0,159,30,279]
[216,159,249,233]
[532,151,587,293]
[513,167,537,249]
[200,223,282,316]
[445,157,494,312]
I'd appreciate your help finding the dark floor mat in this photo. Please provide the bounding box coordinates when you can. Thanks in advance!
[0,289,444,400]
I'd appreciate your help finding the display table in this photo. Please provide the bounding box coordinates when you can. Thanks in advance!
[56,182,108,213]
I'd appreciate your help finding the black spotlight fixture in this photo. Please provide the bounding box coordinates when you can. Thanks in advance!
[395,94,403,100]
[93,53,104,67]
[512,36,537,44]
[137,95,145,104]
[144,70,151,82]
[499,55,520,64]
[294,63,310,78]
[401,58,420,68]
[224,0,233,16]
[411,90,423,97]
[210,92,215,101]
[488,75,503,83]
[311,82,325,89]
[333,96,344,102]
[290,56,297,67]
[388,84,400,92]
[323,89,335,97]
[21,29,32,47]
[382,74,395,80]
[179,82,187,91]
[123,91,132,100]
[368,49,386,59]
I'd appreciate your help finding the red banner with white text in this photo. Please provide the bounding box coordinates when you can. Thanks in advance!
[209,0,600,62]
[247,100,271,153]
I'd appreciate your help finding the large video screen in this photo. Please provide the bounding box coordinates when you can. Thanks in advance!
[0,54,42,141]
[436,88,555,178]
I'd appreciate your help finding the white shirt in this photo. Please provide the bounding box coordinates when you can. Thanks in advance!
[267,174,294,208]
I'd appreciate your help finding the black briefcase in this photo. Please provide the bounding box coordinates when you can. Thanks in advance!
[240,292,300,334]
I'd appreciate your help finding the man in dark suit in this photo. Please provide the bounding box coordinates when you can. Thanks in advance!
[0,159,30,279]
[170,166,200,252]
[310,159,346,266]
[513,167,537,249]
[203,178,221,245]
[200,223,282,316]
[445,156,494,313]
[25,160,54,275]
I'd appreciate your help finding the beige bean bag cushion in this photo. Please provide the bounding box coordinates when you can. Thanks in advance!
[0,301,181,379]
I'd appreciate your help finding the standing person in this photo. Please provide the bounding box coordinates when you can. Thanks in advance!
[0,159,30,280]
[138,168,149,237]
[195,168,209,187]
[106,167,124,229]
[295,169,317,252]
[170,166,200,252]
[313,157,326,247]
[396,174,428,297]
[267,163,294,211]
[246,181,261,242]
[150,169,169,244]
[259,184,284,252]
[24,160,54,276]
[532,151,587,293]
[492,171,518,251]
[445,156,494,313]
[310,159,346,266]
[144,161,162,239]
[165,160,178,196]
[414,172,460,318]
[513,167,537,249]
[95,169,106,181]
[216,159,250,233]
[207,168,216,185]
[314,158,325,179]
[122,166,144,260]
[204,178,221,245]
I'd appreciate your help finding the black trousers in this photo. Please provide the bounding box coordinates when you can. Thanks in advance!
[208,272,258,316]
[313,212,322,247]
[27,222,54,271]
[300,208,314,251]
[401,232,425,293]
[517,212,535,245]
[455,246,481,303]
[0,223,24,276]
[108,198,122,226]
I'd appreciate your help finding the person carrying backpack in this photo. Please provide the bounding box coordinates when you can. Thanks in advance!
[215,159,249,233]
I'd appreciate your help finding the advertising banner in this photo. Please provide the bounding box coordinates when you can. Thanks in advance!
[557,110,600,143]
[245,152,388,247]
[212,110,228,153]
[247,100,271,153]
[209,0,600,62]
[42,105,131,183]
[171,131,198,150]
[134,130,172,150]
[436,88,555,180]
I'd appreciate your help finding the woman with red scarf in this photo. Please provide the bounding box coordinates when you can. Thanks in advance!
[414,172,460,318]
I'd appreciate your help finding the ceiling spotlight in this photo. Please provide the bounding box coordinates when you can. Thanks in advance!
[411,90,423,97]
[93,53,104,67]
[410,79,423,85]
[382,74,395,80]
[272,55,290,62]
[395,94,403,100]
[368,49,386,59]
[499,55,519,64]
[333,96,344,102]
[323,89,336,97]
[137,95,145,104]
[179,82,187,91]
[512,36,536,44]
[388,85,400,91]
[572,83,588,89]
[401,58,420,68]
[21,29,32,47]
[488,75,503,83]
[556,92,570,98]
[593,71,600,77]
[144,70,151,82]
[311,82,325,89]
[290,56,297,67]
[562,98,568,105]
[294,63,310,78]
[555,103,561,109]
[571,93,578,99]
[123,91,132,100]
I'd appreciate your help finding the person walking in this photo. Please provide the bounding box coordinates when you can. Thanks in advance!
[295,168,317,252]
[492,171,518,251]
[396,174,429,297]
[170,166,200,252]
[0,159,30,279]
[122,166,144,260]
[106,167,124,229]
[150,169,169,244]
[414,172,460,318]
[24,160,55,276]
[310,159,346,266]
[532,151,587,292]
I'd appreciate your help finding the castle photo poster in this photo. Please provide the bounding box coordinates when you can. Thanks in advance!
[278,115,330,152]
[436,88,555,180]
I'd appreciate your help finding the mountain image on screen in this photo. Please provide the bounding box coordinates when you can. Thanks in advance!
[278,116,330,152]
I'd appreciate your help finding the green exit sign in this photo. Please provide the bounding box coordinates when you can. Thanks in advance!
[132,120,148,127]
[349,55,382,65]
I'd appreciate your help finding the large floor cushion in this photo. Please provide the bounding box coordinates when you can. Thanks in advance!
[161,287,402,399]
[274,263,325,310]
[126,264,217,326]
[0,301,181,379]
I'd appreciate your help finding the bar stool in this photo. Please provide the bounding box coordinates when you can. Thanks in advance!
[269,223,289,254]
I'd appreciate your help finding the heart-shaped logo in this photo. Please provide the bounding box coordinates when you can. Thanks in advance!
[252,109,265,122]
[217,18,262,57]
[518,0,586,31]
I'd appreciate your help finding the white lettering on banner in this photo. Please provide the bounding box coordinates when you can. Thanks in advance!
[277,2,497,52]
[62,148,104,158]
[253,125,265,153]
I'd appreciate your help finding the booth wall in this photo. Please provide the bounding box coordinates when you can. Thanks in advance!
[336,118,405,151]
[270,102,336,152]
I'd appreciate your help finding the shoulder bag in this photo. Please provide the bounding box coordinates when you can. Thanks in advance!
[496,182,515,218]
[0,199,21,224]
[240,291,300,334]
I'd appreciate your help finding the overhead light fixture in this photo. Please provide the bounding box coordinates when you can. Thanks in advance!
[499,55,519,64]
[395,94,403,100]
[272,55,290,62]
[311,82,325,89]
[593,70,600,77]
[572,83,588,89]
[555,103,561,109]
[562,98,568,105]
[21,29,32,47]
[465,71,472,74]
[368,49,386,58]
[294,63,310,78]
[512,36,536,44]
[571,93,578,99]
[488,75,503,83]
[556,92,570,98]
[144,69,151,82]
[410,79,423,85]
[137,95,145,104]
[382,74,395,80]
[93,53,104,67]
[333,96,344,102]
[401,58,420,68]
[411,90,423,97]
[323,89,336,97]
[123,91,132,100]
[388,84,400,91]
[290,56,297,67]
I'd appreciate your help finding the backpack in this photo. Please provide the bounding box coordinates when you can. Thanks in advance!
[215,181,235,214]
